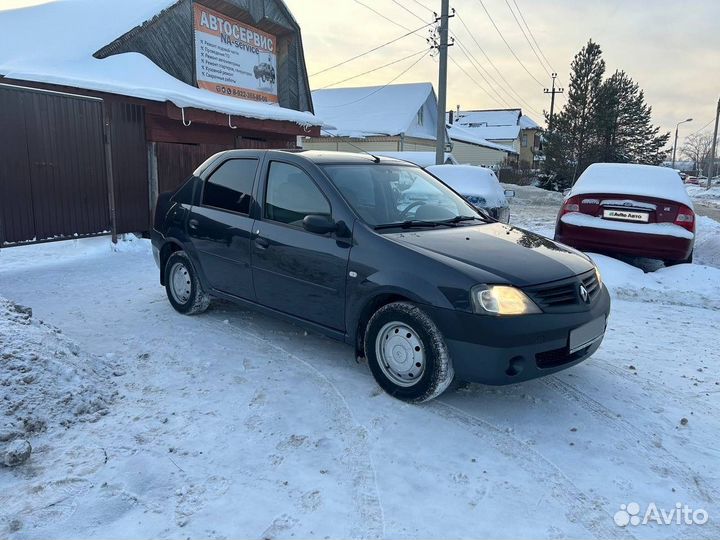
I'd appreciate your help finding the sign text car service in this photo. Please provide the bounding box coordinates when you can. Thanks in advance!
[193,4,278,104]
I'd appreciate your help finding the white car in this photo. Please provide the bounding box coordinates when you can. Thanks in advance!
[426,164,514,223]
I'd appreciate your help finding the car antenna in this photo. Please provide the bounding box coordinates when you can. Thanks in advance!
[320,129,381,163]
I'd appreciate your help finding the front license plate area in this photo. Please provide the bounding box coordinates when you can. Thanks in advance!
[602,209,649,222]
[569,317,606,353]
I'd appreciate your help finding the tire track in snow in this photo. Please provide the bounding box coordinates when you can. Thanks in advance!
[199,314,385,539]
[541,375,720,517]
[429,400,635,540]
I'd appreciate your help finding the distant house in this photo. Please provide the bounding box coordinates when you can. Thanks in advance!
[450,108,542,169]
[302,82,451,154]
[446,123,518,167]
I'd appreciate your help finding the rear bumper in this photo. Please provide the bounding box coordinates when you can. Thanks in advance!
[426,286,611,385]
[556,222,693,261]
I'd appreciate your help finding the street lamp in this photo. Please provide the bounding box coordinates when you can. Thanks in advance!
[671,118,693,169]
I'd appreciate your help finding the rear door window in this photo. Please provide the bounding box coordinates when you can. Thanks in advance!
[202,159,258,214]
[264,162,330,226]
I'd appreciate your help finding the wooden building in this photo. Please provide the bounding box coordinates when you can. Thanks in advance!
[0,0,320,246]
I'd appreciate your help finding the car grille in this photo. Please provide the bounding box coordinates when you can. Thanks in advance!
[524,270,600,310]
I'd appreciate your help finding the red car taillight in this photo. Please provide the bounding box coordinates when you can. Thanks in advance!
[560,196,581,216]
[674,205,695,232]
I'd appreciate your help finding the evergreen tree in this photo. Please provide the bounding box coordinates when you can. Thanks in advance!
[595,71,670,165]
[540,41,669,191]
[541,40,605,190]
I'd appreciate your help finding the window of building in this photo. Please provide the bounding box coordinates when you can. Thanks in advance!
[265,162,330,226]
[417,107,424,126]
[202,159,258,214]
[521,134,528,148]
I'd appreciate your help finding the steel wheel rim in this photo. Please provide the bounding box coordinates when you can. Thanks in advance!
[375,321,425,387]
[169,262,192,304]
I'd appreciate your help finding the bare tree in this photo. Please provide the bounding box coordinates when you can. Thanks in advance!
[681,132,713,172]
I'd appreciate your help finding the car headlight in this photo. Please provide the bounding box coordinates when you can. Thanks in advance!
[593,263,602,286]
[470,285,542,316]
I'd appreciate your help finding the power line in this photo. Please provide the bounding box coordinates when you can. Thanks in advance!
[410,0,435,14]
[510,0,558,76]
[310,21,433,77]
[689,119,715,136]
[503,0,551,78]
[448,54,507,109]
[320,50,431,108]
[320,48,429,89]
[474,0,545,87]
[391,0,430,24]
[353,0,421,35]
[454,11,543,116]
[450,38,512,108]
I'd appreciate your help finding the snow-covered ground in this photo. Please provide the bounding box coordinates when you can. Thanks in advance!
[1,188,719,539]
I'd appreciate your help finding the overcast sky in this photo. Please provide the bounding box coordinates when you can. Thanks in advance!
[285,0,719,146]
[5,0,719,146]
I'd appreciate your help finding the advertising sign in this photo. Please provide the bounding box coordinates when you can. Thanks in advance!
[193,3,278,104]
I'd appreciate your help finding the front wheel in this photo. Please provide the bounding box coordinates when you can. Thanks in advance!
[365,302,454,402]
[164,251,210,315]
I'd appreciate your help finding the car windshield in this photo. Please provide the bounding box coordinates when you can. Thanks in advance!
[321,163,484,228]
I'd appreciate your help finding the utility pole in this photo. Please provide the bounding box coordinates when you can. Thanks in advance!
[543,73,563,131]
[707,97,720,189]
[671,117,693,169]
[435,0,452,165]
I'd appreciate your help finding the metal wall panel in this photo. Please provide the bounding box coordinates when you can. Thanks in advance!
[109,102,150,233]
[0,84,110,246]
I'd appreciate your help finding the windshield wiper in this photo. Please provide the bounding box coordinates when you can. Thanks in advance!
[374,215,488,230]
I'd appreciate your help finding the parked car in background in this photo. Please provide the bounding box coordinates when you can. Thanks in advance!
[555,163,695,265]
[152,150,609,402]
[426,164,515,223]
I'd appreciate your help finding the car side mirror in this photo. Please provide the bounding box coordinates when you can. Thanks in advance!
[302,214,337,235]
[504,189,515,198]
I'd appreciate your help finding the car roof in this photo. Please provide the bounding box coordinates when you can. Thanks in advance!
[214,149,416,166]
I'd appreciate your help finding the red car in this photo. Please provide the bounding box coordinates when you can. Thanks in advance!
[555,163,695,265]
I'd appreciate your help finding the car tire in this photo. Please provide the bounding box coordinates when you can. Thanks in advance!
[164,251,210,315]
[364,302,454,402]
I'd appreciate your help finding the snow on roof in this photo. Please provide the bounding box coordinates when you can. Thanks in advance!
[311,83,434,138]
[519,114,541,129]
[447,124,518,154]
[571,163,693,207]
[0,0,320,126]
[452,108,540,141]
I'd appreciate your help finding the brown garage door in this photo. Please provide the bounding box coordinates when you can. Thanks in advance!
[0,84,111,246]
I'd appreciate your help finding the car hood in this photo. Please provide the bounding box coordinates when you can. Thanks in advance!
[385,222,594,287]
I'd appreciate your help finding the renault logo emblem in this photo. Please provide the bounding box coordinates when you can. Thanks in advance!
[579,284,590,303]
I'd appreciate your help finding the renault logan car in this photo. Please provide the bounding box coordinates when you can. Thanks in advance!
[152,150,610,402]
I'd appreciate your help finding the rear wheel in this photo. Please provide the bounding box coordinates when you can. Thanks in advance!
[164,251,210,315]
[365,302,454,402]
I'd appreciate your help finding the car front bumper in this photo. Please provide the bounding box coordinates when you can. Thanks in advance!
[426,285,611,385]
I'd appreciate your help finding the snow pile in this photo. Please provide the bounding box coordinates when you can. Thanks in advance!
[0,297,115,465]
[686,184,720,209]
[589,254,720,310]
[570,163,693,207]
[694,215,720,268]
[111,233,153,253]
[427,164,508,206]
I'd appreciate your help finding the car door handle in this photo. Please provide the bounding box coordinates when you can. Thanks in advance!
[255,237,269,249]
[188,219,199,230]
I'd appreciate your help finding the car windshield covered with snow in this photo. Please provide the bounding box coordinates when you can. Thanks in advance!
[426,164,511,223]
[320,163,483,228]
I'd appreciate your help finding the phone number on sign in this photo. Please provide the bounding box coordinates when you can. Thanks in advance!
[213,85,269,102]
